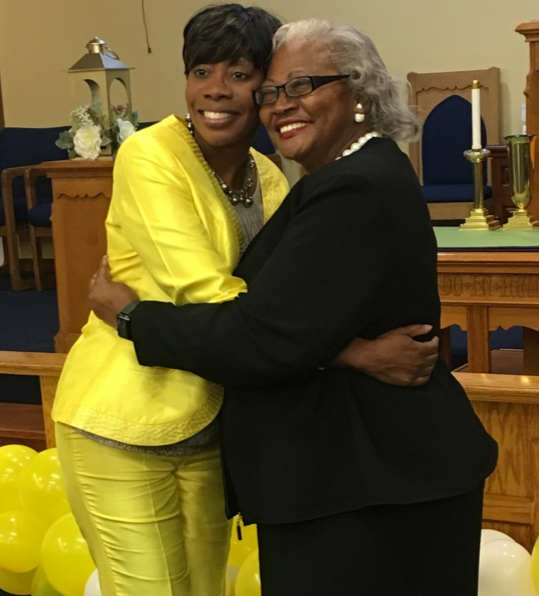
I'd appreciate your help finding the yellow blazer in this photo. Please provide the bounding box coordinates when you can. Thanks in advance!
[52,115,289,446]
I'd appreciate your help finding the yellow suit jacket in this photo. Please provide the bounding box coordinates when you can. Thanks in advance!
[52,115,289,445]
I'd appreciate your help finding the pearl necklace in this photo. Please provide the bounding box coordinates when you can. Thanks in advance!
[338,131,381,159]
[186,113,255,207]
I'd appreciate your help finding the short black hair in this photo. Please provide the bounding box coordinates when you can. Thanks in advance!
[183,4,282,76]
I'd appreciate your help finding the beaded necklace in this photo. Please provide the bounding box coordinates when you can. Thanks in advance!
[337,131,381,159]
[186,113,255,207]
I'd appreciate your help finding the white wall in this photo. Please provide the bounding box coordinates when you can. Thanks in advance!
[1,0,538,138]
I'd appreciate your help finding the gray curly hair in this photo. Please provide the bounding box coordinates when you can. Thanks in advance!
[273,19,419,142]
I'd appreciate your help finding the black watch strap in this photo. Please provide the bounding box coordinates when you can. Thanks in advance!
[117,300,141,341]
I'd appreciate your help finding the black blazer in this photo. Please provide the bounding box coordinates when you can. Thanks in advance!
[131,137,497,524]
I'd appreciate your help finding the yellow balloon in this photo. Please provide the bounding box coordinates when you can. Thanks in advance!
[31,566,64,596]
[531,534,539,593]
[18,448,71,526]
[0,509,47,573]
[41,513,95,596]
[228,518,258,568]
[0,567,37,595]
[235,550,261,596]
[0,445,37,513]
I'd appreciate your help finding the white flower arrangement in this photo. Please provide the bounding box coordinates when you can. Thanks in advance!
[56,102,139,159]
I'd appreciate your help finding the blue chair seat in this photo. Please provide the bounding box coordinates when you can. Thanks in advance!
[27,203,52,227]
[0,196,28,226]
[422,184,492,203]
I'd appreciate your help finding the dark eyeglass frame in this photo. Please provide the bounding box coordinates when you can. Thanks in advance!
[253,74,351,106]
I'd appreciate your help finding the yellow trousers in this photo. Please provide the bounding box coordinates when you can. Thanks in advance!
[55,423,231,596]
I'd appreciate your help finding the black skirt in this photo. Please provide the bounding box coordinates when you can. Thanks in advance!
[257,483,484,596]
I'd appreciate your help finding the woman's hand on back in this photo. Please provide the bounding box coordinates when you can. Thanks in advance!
[331,325,439,387]
[89,256,140,329]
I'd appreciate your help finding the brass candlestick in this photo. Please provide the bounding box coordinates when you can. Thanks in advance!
[503,134,538,230]
[460,148,501,230]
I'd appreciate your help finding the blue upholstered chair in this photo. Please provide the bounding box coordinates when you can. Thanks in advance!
[407,68,501,222]
[421,95,492,220]
[0,126,68,290]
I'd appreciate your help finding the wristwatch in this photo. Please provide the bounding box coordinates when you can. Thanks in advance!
[117,300,141,341]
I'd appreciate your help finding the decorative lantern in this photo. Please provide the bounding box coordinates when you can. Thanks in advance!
[68,38,133,153]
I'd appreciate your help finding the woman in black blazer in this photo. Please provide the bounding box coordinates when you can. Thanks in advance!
[90,19,497,596]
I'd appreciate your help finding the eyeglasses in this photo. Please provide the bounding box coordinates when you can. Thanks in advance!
[253,74,351,106]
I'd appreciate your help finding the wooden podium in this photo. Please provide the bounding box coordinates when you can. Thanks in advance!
[517,21,539,223]
[42,159,113,352]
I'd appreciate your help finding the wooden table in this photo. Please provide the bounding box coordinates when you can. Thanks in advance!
[438,251,539,373]
[41,159,113,352]
[435,224,539,373]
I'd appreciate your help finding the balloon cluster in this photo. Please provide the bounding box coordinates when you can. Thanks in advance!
[226,520,261,596]
[0,445,97,596]
[0,443,264,596]
[479,529,539,595]
[8,448,539,596]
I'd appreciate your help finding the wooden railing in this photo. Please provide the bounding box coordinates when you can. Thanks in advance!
[0,352,538,549]
[0,351,66,449]
[455,371,539,551]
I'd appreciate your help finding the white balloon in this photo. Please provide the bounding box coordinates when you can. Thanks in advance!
[481,529,515,545]
[84,569,102,596]
[478,539,536,596]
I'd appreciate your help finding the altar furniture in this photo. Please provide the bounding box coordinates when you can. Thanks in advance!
[456,372,539,552]
[43,159,113,353]
[407,69,500,221]
[517,22,539,223]
[0,351,66,449]
[0,127,69,290]
[435,227,539,374]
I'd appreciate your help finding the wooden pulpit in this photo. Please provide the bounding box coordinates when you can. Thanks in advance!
[41,159,113,352]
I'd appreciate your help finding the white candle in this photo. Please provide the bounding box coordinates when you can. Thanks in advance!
[471,80,481,150]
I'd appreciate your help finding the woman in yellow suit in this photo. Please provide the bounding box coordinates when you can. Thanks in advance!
[52,5,438,596]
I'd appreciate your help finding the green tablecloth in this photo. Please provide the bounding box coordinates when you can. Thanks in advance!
[434,226,539,249]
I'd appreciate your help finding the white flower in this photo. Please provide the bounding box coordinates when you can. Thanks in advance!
[117,118,136,144]
[70,105,93,128]
[73,124,102,160]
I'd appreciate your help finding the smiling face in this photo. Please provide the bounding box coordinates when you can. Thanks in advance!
[260,40,365,173]
[185,58,264,154]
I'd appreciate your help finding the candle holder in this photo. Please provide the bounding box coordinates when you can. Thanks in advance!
[460,147,501,230]
[503,134,538,230]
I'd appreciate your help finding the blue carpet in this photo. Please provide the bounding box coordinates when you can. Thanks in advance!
[0,273,58,404]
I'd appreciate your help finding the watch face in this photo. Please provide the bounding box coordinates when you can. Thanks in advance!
[117,312,131,340]
[116,301,140,341]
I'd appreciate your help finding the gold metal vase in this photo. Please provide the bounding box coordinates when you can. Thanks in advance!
[504,134,537,229]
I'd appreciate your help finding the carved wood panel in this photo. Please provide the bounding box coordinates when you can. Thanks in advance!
[456,373,539,551]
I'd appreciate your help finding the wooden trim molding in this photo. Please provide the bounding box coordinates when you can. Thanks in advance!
[456,371,539,550]
[0,351,66,448]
